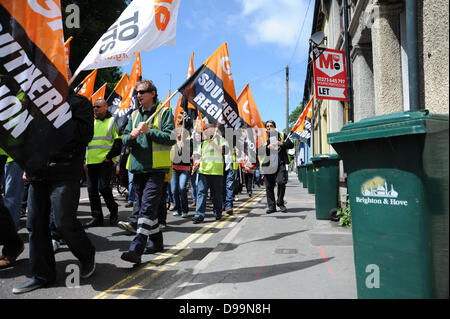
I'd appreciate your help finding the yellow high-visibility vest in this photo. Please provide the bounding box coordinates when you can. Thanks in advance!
[86,117,119,164]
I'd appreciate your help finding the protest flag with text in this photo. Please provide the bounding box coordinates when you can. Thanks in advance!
[0,0,76,173]
[73,0,181,79]
[290,95,313,145]
[177,42,243,130]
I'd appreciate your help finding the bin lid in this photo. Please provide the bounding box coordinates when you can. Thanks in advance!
[328,110,448,144]
[311,154,340,162]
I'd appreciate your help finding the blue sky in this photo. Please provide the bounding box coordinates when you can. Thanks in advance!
[122,0,314,130]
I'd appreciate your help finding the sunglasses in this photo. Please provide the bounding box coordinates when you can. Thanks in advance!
[136,90,151,95]
[93,105,103,109]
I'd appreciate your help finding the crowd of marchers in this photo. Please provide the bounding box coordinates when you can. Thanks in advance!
[0,77,293,295]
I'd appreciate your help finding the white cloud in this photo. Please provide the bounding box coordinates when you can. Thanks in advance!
[233,0,314,55]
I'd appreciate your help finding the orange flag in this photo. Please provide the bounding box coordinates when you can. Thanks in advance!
[106,73,128,108]
[77,69,98,99]
[174,52,195,128]
[120,52,142,111]
[64,36,73,74]
[91,83,107,103]
[178,42,242,129]
[290,95,313,143]
[237,84,267,148]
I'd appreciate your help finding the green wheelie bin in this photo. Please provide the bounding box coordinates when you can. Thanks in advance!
[311,154,340,220]
[297,165,303,183]
[305,162,315,194]
[328,110,449,299]
[302,165,308,189]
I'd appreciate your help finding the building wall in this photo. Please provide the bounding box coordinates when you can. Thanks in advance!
[421,0,449,114]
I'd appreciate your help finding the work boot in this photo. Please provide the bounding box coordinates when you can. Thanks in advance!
[109,209,118,225]
[120,251,141,265]
[144,233,164,254]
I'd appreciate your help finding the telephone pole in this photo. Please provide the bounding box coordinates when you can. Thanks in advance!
[286,65,289,133]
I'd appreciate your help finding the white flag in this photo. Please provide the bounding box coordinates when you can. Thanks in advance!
[74,0,181,73]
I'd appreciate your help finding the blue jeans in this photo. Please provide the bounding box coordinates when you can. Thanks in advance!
[128,171,136,203]
[195,174,223,219]
[170,169,189,215]
[223,169,236,210]
[190,169,198,202]
[2,161,24,230]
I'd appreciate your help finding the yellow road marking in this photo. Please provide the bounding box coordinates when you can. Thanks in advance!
[115,248,193,299]
[94,189,265,299]
[195,231,214,244]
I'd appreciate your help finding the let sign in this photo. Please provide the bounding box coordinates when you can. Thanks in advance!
[313,48,348,101]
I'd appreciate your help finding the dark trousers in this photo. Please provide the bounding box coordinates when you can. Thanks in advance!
[243,172,254,194]
[264,166,288,210]
[27,180,95,282]
[126,181,168,226]
[87,162,118,219]
[0,198,23,257]
[129,172,165,255]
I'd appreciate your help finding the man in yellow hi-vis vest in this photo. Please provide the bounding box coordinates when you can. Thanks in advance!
[84,99,122,228]
[192,123,226,224]
[120,80,175,265]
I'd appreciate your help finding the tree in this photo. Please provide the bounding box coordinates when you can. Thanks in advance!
[61,0,128,96]
[287,100,305,131]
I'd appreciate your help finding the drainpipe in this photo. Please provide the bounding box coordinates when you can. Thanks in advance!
[343,0,354,122]
[405,0,420,111]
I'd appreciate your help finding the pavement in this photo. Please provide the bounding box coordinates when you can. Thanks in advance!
[160,171,357,299]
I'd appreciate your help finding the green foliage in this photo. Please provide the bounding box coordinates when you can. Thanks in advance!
[61,0,128,94]
[337,197,352,227]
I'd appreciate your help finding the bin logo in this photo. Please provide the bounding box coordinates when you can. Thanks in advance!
[356,177,408,206]
[361,177,398,198]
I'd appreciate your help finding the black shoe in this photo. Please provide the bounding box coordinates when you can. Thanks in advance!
[266,208,276,214]
[12,278,48,294]
[120,251,141,265]
[215,215,222,220]
[192,216,204,224]
[80,255,96,279]
[225,208,233,215]
[109,210,118,225]
[83,217,103,228]
[278,205,287,212]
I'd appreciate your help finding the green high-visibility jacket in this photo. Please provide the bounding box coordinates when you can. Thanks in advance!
[123,103,175,174]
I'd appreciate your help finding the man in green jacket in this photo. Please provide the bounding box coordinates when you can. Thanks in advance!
[120,80,175,265]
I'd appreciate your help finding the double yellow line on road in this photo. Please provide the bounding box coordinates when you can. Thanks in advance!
[94,189,266,299]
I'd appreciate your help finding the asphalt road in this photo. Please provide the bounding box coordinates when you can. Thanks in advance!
[0,183,268,300]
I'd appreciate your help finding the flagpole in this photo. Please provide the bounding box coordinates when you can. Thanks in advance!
[145,89,179,124]
[69,67,82,86]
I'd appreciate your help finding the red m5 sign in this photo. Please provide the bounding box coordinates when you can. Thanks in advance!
[313,48,348,101]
